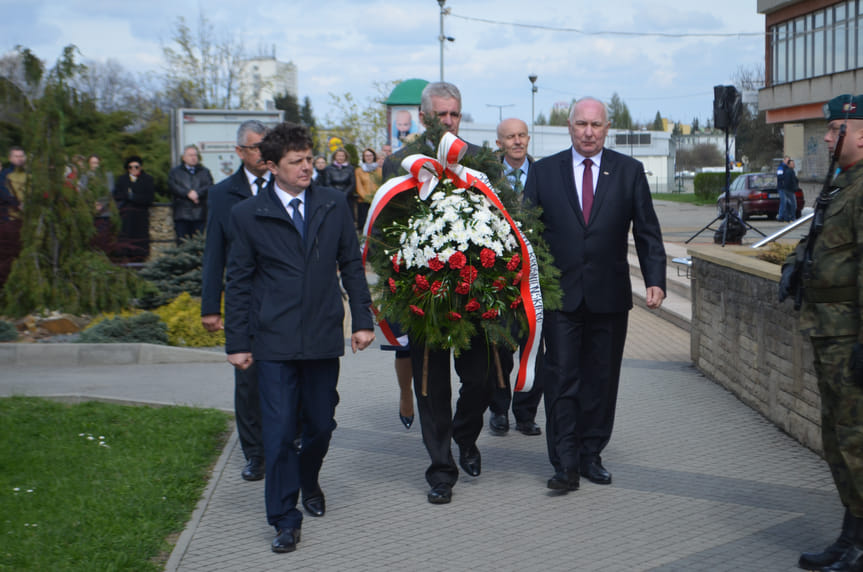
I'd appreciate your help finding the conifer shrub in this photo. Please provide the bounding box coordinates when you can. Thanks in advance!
[136,233,204,310]
[77,312,168,344]
[153,292,224,347]
[0,320,18,342]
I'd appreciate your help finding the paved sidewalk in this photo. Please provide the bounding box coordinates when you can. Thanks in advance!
[0,300,840,571]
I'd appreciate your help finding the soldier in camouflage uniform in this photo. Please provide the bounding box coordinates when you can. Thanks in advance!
[782,94,863,572]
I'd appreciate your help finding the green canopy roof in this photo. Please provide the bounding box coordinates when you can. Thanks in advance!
[384,79,429,106]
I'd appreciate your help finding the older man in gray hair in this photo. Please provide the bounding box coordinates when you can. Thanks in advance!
[201,119,271,481]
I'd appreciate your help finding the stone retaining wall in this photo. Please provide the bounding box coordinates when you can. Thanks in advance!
[688,245,822,453]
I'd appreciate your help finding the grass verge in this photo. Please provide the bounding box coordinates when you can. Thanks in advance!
[652,192,717,206]
[0,396,231,571]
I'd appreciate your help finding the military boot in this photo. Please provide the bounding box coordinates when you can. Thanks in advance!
[799,508,855,570]
[822,513,863,572]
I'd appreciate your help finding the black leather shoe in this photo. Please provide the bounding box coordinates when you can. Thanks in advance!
[459,444,481,477]
[302,489,326,517]
[515,421,542,436]
[489,413,509,435]
[427,483,452,504]
[241,457,265,481]
[580,458,612,485]
[547,469,579,492]
[822,545,863,571]
[800,509,856,569]
[271,528,301,553]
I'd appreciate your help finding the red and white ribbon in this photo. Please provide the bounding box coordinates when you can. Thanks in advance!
[363,133,543,392]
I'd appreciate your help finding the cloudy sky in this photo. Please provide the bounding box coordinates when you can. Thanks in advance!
[1,0,765,128]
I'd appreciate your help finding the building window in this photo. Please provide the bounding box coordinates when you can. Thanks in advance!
[614,133,651,146]
[770,1,861,85]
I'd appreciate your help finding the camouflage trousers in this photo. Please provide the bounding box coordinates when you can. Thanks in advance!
[813,335,863,516]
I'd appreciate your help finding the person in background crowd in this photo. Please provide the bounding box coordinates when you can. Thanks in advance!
[0,146,27,220]
[324,148,357,227]
[312,155,328,183]
[168,144,213,244]
[354,147,380,230]
[112,155,155,261]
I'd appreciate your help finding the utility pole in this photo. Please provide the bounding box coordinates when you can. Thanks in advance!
[438,1,454,81]
[529,74,538,156]
[486,103,514,122]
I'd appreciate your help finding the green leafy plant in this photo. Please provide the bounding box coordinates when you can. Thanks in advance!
[136,233,205,309]
[153,292,225,347]
[693,172,741,201]
[0,319,18,341]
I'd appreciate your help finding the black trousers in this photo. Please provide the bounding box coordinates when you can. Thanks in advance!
[174,219,205,244]
[542,306,628,473]
[488,344,544,423]
[235,362,264,461]
[411,336,493,487]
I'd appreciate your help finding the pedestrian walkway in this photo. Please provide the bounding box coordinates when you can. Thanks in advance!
[0,284,840,571]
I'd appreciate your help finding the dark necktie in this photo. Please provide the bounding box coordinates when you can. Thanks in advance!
[582,158,594,222]
[512,168,524,193]
[289,197,304,239]
[254,177,266,196]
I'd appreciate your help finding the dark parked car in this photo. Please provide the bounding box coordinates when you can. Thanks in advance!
[716,172,804,220]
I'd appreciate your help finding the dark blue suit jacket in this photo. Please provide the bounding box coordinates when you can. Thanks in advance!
[524,147,666,313]
[224,182,373,360]
[201,167,254,317]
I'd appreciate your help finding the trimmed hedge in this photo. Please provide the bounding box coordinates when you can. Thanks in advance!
[694,172,741,201]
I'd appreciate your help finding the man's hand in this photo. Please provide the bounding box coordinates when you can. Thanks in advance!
[351,329,375,353]
[188,189,200,204]
[778,262,797,302]
[201,314,223,332]
[852,343,863,385]
[228,352,253,370]
[645,286,665,310]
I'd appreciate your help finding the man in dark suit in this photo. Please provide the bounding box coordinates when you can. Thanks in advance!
[524,97,666,493]
[225,122,375,553]
[201,120,271,482]
[381,81,493,506]
[488,118,544,437]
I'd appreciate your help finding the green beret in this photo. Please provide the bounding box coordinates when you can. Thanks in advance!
[824,94,863,120]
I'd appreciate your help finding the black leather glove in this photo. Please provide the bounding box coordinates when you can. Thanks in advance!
[852,343,863,385]
[778,262,797,302]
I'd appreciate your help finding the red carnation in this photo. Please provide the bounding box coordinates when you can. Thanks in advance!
[480,248,496,268]
[428,257,445,271]
[507,254,521,271]
[481,308,499,320]
[465,299,480,312]
[415,274,430,291]
[430,280,443,294]
[492,277,507,291]
[455,282,470,295]
[388,277,397,293]
[392,253,401,273]
[460,265,478,284]
[512,271,524,285]
[447,311,462,321]
[510,296,523,308]
[448,251,467,270]
[409,305,425,316]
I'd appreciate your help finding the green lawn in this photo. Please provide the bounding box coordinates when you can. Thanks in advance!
[652,192,717,206]
[0,397,231,571]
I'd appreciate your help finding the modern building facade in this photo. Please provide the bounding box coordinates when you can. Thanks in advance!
[237,56,298,111]
[758,0,863,183]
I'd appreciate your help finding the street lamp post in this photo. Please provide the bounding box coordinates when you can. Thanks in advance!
[529,74,538,156]
[486,103,514,122]
[438,1,454,81]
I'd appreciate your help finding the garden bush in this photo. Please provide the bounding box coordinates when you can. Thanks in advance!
[136,233,205,309]
[77,312,168,344]
[693,172,741,201]
[0,319,18,342]
[153,292,225,347]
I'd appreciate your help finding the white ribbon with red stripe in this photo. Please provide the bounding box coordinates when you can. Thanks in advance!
[363,133,543,392]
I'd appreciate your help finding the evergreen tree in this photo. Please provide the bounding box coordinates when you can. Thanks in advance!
[608,93,632,129]
[0,47,141,317]
[274,92,301,123]
[300,96,316,128]
[651,111,664,131]
[692,117,700,132]
[535,112,548,126]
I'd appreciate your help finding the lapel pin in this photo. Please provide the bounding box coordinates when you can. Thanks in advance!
[603,171,609,176]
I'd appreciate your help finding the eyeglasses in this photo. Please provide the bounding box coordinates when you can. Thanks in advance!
[238,144,260,151]
[128,164,141,170]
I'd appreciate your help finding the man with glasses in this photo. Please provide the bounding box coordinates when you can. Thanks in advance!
[112,155,155,261]
[524,97,666,493]
[201,120,271,482]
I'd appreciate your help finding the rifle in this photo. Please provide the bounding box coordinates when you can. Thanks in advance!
[788,122,846,309]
